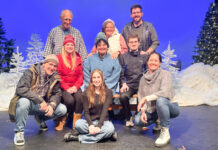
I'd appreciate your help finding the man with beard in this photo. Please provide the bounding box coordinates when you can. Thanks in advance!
[122,4,159,56]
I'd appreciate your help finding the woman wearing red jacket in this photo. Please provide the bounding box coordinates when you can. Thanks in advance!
[55,35,83,132]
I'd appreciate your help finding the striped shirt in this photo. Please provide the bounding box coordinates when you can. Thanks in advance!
[44,25,87,60]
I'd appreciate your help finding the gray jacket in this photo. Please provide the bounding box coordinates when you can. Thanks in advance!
[122,21,159,52]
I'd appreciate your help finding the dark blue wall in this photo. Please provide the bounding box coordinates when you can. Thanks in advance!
[0,0,214,69]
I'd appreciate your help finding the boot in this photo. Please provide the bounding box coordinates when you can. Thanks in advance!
[55,115,67,131]
[155,127,170,147]
[72,113,82,129]
[72,113,82,135]
[152,119,161,133]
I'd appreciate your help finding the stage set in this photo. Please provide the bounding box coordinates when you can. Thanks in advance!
[0,0,217,150]
[0,106,218,150]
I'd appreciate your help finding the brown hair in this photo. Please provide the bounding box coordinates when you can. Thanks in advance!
[86,69,106,108]
[127,33,140,43]
[130,4,142,13]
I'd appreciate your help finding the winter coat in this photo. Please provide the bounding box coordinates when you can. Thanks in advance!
[57,52,83,90]
[8,63,61,122]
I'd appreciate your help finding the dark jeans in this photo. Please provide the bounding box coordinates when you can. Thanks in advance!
[119,87,138,120]
[62,88,83,115]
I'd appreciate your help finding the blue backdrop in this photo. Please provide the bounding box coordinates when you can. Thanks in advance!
[0,0,214,69]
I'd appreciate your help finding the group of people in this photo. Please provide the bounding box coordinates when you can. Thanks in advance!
[9,4,179,148]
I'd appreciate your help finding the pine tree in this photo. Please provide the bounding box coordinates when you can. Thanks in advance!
[25,34,44,67]
[193,1,218,66]
[161,41,179,76]
[0,18,15,73]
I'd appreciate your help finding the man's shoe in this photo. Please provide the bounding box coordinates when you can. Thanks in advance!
[64,131,79,142]
[14,132,25,146]
[110,132,118,141]
[125,117,134,127]
[155,127,170,147]
[34,115,48,131]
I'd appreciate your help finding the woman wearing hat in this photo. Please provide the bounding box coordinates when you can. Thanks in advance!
[55,35,83,132]
[64,69,117,143]
[89,19,128,59]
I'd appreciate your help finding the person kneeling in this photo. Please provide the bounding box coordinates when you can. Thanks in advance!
[135,52,180,147]
[10,54,67,146]
[64,69,117,143]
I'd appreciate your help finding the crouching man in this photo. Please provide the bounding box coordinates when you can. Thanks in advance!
[11,54,67,146]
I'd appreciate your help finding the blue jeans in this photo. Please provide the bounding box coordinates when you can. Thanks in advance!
[14,97,67,132]
[135,97,179,128]
[75,119,115,143]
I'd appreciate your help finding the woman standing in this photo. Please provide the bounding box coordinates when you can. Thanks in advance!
[55,35,83,132]
[136,52,180,147]
[64,69,117,143]
[89,19,128,59]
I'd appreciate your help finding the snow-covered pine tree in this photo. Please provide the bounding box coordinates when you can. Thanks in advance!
[161,41,179,76]
[9,46,28,87]
[26,34,44,67]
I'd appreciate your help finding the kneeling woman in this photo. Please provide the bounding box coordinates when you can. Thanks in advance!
[64,69,117,143]
[136,52,180,147]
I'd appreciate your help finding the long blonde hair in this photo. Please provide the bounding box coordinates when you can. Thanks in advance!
[87,69,106,108]
[61,46,76,69]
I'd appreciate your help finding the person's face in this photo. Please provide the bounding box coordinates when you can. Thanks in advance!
[64,42,75,54]
[92,72,102,88]
[147,54,161,72]
[97,41,108,57]
[128,37,140,51]
[131,8,143,23]
[105,22,115,37]
[43,62,57,76]
[61,11,72,30]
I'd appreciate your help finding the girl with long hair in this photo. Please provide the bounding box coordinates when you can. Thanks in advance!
[64,69,117,143]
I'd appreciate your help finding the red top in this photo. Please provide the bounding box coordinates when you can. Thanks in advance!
[57,52,83,90]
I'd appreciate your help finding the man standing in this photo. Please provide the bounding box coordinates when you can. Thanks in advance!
[44,9,87,60]
[122,4,159,55]
[83,32,121,94]
[12,54,67,146]
[119,34,147,127]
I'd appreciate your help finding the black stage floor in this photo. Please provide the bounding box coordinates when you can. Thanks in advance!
[1,106,218,150]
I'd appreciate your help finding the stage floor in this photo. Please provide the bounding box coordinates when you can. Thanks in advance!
[1,105,218,150]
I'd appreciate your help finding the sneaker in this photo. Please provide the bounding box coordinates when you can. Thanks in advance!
[34,115,48,131]
[64,131,79,142]
[14,132,25,146]
[155,127,170,147]
[110,132,118,141]
[125,117,134,127]
[71,128,80,136]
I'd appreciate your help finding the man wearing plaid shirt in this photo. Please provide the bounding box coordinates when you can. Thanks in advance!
[44,9,87,60]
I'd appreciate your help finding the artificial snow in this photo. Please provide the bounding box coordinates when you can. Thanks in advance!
[0,63,217,111]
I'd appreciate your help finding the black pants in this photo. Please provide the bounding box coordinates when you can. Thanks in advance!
[119,87,138,120]
[62,88,83,115]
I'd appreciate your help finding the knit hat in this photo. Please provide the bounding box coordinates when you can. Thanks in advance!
[44,54,59,65]
[63,35,75,46]
[95,32,109,47]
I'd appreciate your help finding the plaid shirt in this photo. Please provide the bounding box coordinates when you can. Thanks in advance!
[37,66,49,98]
[44,25,87,60]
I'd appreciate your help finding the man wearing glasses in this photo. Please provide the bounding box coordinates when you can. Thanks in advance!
[122,4,159,55]
[44,9,87,60]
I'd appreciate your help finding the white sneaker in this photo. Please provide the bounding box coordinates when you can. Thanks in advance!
[14,132,25,146]
[125,117,134,127]
[155,127,170,147]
